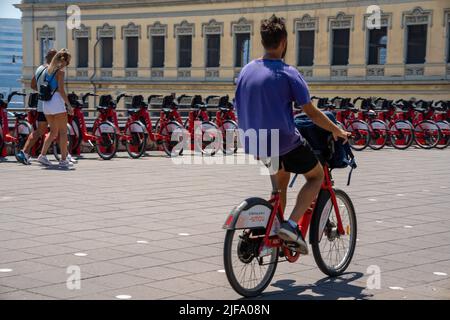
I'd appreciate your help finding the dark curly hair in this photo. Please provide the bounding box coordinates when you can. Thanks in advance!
[260,15,287,50]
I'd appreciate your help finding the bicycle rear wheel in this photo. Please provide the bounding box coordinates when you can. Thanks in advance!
[310,189,357,277]
[224,229,278,297]
[414,120,441,149]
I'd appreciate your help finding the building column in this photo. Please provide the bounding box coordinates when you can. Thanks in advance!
[191,23,204,79]
[348,14,365,78]
[313,16,330,78]
[221,19,233,79]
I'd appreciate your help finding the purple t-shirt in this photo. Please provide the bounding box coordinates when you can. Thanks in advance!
[235,59,311,158]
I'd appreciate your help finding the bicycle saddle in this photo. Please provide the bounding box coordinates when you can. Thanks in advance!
[162,96,178,110]
[98,95,115,108]
[131,95,148,109]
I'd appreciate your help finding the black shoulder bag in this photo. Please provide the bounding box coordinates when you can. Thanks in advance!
[39,68,59,102]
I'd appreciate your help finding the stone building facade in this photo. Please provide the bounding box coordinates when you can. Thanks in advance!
[16,0,450,110]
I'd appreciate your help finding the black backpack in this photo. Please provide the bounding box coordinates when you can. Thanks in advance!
[39,69,58,102]
[294,111,357,185]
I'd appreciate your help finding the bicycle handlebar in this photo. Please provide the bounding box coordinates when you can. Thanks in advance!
[82,93,98,105]
[147,95,163,104]
[7,91,26,103]
[116,93,131,104]
[352,97,365,104]
[331,96,345,103]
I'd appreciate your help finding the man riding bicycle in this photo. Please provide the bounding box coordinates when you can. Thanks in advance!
[235,15,349,254]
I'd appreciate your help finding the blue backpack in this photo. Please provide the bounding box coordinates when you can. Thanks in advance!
[294,111,357,185]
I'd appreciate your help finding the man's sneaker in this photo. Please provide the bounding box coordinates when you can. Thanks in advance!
[278,222,309,255]
[37,155,52,166]
[67,154,78,164]
[16,151,28,165]
[59,160,73,169]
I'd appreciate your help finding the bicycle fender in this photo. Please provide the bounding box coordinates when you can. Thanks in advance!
[130,121,146,133]
[223,198,276,233]
[97,121,117,134]
[309,189,332,245]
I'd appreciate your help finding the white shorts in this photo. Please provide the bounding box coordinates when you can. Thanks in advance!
[43,92,66,115]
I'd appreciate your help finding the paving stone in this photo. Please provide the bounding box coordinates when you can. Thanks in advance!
[1,149,449,299]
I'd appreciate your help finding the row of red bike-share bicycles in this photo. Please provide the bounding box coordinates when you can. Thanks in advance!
[304,97,450,151]
[0,91,240,161]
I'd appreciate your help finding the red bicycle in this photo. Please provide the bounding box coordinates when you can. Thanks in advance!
[0,92,33,161]
[432,100,450,149]
[206,95,239,155]
[66,93,98,157]
[75,94,123,160]
[394,99,441,149]
[121,94,185,158]
[223,147,357,297]
[314,97,370,151]
[181,94,220,155]
[352,97,389,150]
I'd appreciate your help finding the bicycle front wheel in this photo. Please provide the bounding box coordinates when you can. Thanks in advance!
[13,121,32,162]
[389,120,414,150]
[368,120,388,150]
[53,123,76,161]
[158,120,184,157]
[435,121,450,149]
[346,120,370,151]
[310,189,357,277]
[124,122,147,159]
[414,120,441,149]
[94,121,119,160]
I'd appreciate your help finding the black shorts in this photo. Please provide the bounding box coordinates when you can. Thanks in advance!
[37,112,47,122]
[278,141,319,174]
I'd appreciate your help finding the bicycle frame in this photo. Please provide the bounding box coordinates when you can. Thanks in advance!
[0,92,29,157]
[223,165,345,263]
[262,166,344,253]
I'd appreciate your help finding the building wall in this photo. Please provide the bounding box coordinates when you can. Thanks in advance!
[0,18,23,103]
[16,0,450,110]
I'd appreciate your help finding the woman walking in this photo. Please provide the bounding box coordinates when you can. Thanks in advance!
[37,48,75,169]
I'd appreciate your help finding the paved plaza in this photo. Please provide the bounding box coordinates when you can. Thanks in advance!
[0,148,449,300]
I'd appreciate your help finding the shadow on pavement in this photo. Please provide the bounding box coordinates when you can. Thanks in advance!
[41,165,76,171]
[249,272,372,300]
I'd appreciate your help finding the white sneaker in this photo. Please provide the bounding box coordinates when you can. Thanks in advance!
[23,152,31,165]
[59,159,73,169]
[67,154,78,164]
[37,155,52,166]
